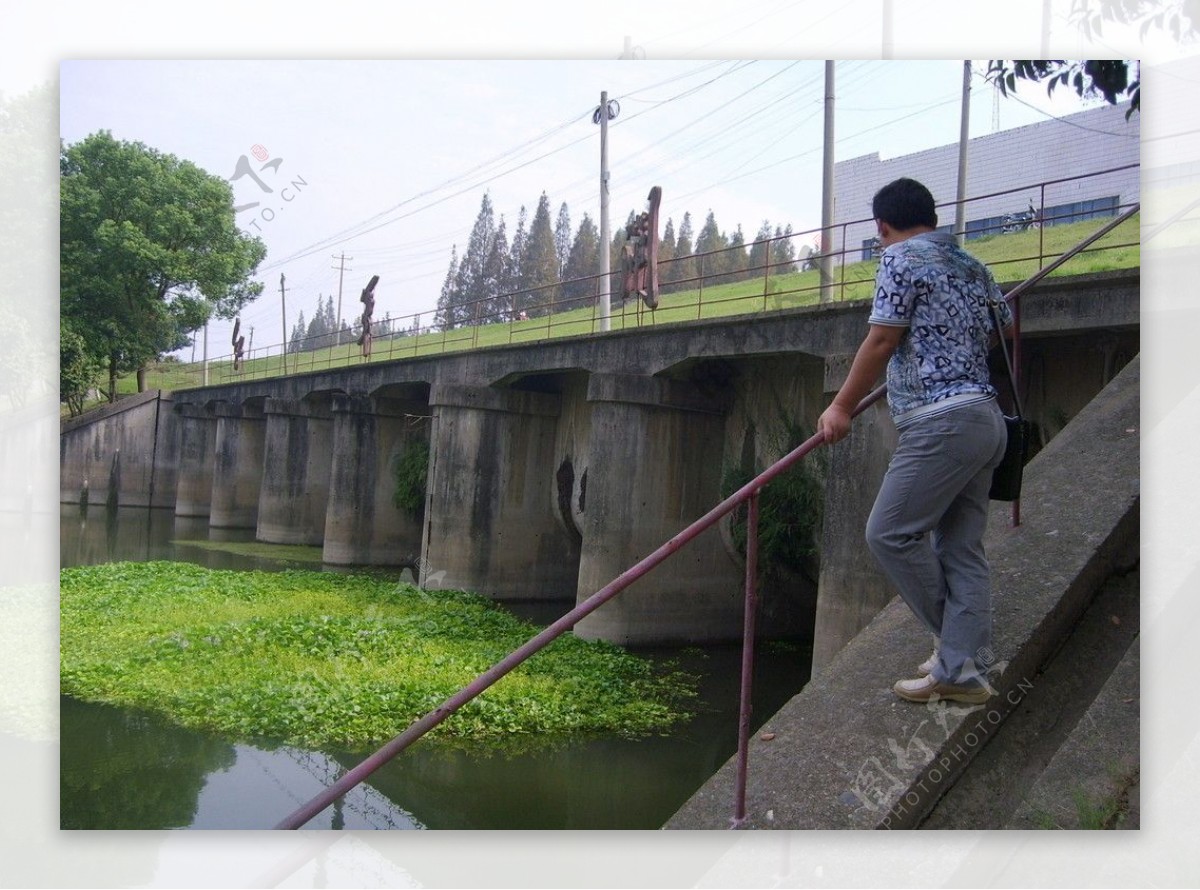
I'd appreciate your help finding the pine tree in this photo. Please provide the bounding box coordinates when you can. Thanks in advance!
[561,212,599,311]
[748,220,773,278]
[672,212,697,291]
[659,218,677,293]
[726,224,749,285]
[459,193,497,325]
[554,202,572,279]
[481,216,510,323]
[305,301,328,351]
[519,193,559,316]
[695,210,728,283]
[508,205,527,318]
[288,310,306,353]
[435,245,460,330]
[771,224,798,276]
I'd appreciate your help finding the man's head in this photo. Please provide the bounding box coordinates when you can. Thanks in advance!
[872,178,938,245]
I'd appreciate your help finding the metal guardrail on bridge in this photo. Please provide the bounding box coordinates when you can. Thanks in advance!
[140,166,1138,395]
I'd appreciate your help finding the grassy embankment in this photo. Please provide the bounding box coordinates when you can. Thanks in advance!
[60,562,697,751]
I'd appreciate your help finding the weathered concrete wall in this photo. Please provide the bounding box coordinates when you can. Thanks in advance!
[421,384,579,600]
[59,390,177,509]
[257,397,334,545]
[324,393,430,567]
[209,400,266,529]
[573,374,743,645]
[713,353,828,638]
[173,403,216,517]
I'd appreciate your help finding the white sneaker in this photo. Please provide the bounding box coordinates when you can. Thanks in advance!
[893,674,992,705]
[917,650,939,676]
[918,636,941,676]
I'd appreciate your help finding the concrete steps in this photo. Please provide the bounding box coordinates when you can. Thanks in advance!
[664,355,1139,830]
[923,569,1139,829]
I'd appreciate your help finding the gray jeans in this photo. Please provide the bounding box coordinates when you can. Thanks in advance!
[865,399,1008,687]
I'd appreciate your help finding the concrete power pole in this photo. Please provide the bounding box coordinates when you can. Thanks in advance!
[820,61,836,304]
[955,61,972,246]
[333,252,352,346]
[596,91,616,333]
[279,272,289,375]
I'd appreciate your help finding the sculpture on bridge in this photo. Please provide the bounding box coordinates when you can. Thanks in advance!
[357,274,380,359]
[231,318,246,371]
[621,186,662,310]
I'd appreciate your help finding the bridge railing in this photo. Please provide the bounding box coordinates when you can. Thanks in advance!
[144,166,1138,392]
[272,203,1139,830]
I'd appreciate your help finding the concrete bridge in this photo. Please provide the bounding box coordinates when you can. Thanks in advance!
[60,270,1138,659]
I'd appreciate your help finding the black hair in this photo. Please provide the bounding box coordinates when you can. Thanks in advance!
[872,178,938,230]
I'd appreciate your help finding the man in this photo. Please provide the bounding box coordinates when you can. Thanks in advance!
[817,177,1013,705]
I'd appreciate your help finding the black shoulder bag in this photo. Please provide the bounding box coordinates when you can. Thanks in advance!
[988,301,1031,502]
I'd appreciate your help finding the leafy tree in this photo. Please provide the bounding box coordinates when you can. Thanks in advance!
[60,131,266,399]
[986,59,1141,118]
[60,320,103,416]
[1069,0,1195,43]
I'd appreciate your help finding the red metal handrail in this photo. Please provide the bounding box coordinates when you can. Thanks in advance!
[274,203,1139,830]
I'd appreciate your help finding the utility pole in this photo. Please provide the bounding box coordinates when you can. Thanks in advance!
[820,61,836,304]
[881,0,893,58]
[955,60,972,246]
[333,252,352,346]
[279,272,289,375]
[202,321,209,386]
[595,91,618,333]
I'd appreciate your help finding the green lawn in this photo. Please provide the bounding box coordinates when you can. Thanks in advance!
[120,215,1138,395]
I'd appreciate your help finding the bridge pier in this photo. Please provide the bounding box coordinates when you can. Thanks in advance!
[209,401,267,529]
[174,403,217,518]
[323,393,430,567]
[421,384,578,600]
[257,397,334,546]
[573,374,741,645]
[808,354,913,673]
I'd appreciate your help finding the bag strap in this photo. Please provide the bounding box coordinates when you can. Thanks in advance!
[989,299,1025,418]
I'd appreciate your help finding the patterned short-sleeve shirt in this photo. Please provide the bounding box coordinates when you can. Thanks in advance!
[869,231,1013,426]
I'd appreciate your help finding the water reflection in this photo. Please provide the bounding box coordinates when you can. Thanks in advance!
[60,505,812,829]
[60,697,422,830]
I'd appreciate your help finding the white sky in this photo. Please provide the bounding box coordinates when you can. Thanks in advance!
[58,57,1100,357]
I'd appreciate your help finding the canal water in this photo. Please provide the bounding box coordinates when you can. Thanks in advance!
[60,505,812,830]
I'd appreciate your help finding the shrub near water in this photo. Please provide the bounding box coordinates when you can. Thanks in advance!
[60,562,696,750]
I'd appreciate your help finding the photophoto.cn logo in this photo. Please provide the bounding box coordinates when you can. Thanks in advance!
[230,144,309,232]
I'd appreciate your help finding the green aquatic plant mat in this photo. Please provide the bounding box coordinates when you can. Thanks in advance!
[60,562,696,750]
